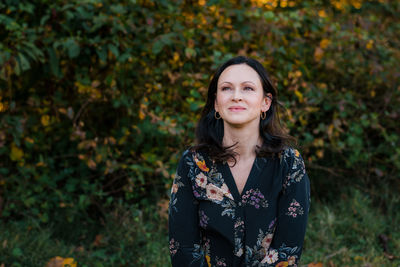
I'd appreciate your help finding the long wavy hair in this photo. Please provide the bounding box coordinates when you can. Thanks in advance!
[191,56,296,165]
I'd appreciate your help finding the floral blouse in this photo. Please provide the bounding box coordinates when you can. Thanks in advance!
[168,147,310,267]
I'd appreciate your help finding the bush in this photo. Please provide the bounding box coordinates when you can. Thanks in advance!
[0,0,399,225]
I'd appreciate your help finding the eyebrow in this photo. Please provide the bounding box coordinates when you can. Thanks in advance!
[218,81,256,86]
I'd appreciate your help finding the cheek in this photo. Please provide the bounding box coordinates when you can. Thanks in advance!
[216,94,229,106]
[249,95,265,107]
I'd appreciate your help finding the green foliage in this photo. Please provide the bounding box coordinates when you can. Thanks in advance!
[0,204,170,266]
[0,0,399,248]
[302,188,400,266]
[1,189,398,266]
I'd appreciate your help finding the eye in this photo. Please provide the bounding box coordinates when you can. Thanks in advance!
[221,87,231,91]
[244,87,254,91]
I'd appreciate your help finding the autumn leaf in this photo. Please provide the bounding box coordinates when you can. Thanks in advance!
[10,144,24,161]
[314,47,324,61]
[41,115,50,126]
[46,256,77,267]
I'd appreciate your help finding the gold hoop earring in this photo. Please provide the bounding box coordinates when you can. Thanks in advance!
[215,111,221,120]
[261,111,266,120]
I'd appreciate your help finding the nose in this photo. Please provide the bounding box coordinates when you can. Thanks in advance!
[232,88,242,101]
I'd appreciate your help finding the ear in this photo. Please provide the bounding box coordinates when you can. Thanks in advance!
[261,93,272,112]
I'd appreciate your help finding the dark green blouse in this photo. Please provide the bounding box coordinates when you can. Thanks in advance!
[168,147,310,267]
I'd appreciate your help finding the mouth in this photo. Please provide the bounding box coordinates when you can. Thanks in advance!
[228,107,246,112]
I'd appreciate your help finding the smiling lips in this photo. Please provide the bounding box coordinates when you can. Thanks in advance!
[228,106,246,112]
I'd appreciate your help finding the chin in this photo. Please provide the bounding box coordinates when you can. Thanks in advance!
[223,115,259,126]
[224,119,254,127]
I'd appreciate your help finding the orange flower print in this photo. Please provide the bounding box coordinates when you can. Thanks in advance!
[276,261,289,267]
[196,159,209,172]
[205,254,211,267]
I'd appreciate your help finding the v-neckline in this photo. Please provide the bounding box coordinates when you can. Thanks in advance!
[223,157,258,200]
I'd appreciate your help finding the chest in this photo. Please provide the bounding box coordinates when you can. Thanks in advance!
[229,159,255,195]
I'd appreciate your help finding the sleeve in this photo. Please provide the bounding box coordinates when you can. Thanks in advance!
[262,148,311,266]
[168,149,207,267]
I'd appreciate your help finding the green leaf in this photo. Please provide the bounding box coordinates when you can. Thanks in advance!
[64,38,80,59]
[12,247,23,257]
[96,45,107,62]
[152,40,164,55]
[108,43,119,58]
[47,47,60,77]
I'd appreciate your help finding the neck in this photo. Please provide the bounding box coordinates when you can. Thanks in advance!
[222,120,262,162]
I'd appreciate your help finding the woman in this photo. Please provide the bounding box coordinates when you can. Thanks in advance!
[168,56,310,266]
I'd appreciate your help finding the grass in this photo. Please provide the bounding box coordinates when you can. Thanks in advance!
[0,188,399,266]
[301,188,400,266]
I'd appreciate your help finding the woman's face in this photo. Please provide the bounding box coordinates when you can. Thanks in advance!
[214,64,272,128]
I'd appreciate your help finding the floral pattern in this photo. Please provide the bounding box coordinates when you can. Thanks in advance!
[169,172,184,214]
[282,149,306,190]
[169,238,179,257]
[241,188,269,209]
[286,199,304,218]
[215,256,227,266]
[190,151,236,219]
[169,147,310,267]
[261,249,279,264]
[199,210,209,228]
[234,217,245,257]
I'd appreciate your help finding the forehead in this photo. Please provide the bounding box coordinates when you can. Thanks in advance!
[218,64,261,86]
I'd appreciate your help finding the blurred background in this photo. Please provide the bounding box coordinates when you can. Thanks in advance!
[0,0,399,266]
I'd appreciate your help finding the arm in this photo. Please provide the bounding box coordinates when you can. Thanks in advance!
[168,150,206,267]
[262,148,311,266]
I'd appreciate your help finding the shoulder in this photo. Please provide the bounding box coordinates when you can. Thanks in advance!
[280,146,306,172]
[280,147,308,190]
[178,147,209,166]
[281,146,302,162]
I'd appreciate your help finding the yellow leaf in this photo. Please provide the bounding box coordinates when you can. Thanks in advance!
[352,1,362,9]
[25,137,34,144]
[366,40,374,50]
[63,257,77,267]
[139,110,146,120]
[10,144,24,161]
[173,52,180,62]
[41,115,50,126]
[294,89,304,103]
[307,263,323,267]
[46,256,76,267]
[0,102,8,112]
[318,10,327,17]
[36,161,46,167]
[95,153,102,163]
[370,90,375,97]
[320,39,330,49]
